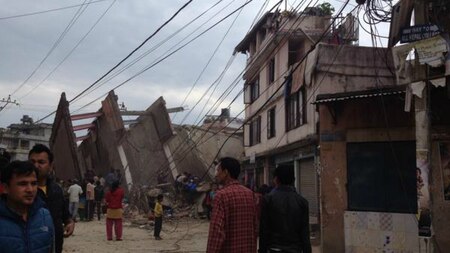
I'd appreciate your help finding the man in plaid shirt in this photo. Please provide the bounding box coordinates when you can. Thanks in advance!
[206,157,257,253]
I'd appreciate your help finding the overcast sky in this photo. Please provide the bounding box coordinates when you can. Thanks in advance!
[0,0,387,135]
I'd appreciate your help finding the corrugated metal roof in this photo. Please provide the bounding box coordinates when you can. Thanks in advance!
[313,89,405,104]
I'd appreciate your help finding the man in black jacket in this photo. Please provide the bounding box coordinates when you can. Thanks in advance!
[259,165,312,253]
[29,144,74,253]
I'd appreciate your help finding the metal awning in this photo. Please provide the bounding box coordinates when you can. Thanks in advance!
[313,88,406,104]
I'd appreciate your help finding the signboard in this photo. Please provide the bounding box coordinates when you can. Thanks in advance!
[415,35,448,67]
[400,24,441,43]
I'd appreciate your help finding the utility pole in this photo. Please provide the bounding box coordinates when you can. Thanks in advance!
[0,95,19,112]
[413,0,433,245]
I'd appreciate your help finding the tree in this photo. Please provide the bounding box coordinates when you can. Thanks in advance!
[318,2,335,16]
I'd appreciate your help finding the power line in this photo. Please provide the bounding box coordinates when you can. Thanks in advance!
[173,0,280,122]
[11,0,91,96]
[79,0,314,189]
[0,95,20,112]
[146,0,319,180]
[18,0,118,100]
[174,0,310,149]
[0,0,110,20]
[65,0,257,116]
[198,0,353,180]
[68,0,195,104]
[70,0,232,106]
[98,1,351,213]
[176,5,245,124]
[143,0,343,183]
[172,0,242,122]
[34,0,198,123]
[367,14,420,219]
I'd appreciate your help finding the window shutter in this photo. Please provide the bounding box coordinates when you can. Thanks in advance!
[243,123,250,147]
[244,84,251,104]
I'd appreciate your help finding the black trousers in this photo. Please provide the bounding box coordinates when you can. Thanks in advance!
[94,200,102,220]
[86,200,95,220]
[154,216,162,237]
[54,225,64,253]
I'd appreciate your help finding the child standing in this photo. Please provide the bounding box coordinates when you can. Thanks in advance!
[154,194,164,240]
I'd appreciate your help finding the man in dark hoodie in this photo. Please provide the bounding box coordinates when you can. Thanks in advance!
[259,165,312,253]
[0,160,54,252]
[29,144,74,253]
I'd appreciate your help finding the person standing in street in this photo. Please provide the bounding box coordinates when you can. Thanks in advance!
[0,160,55,252]
[206,157,257,253]
[105,180,124,241]
[86,179,95,221]
[94,180,105,221]
[203,183,217,220]
[259,165,312,253]
[67,179,83,221]
[154,194,164,240]
[29,144,74,253]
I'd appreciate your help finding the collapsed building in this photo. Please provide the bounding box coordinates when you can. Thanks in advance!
[50,90,243,212]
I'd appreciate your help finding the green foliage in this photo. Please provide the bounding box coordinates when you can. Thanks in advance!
[318,2,335,16]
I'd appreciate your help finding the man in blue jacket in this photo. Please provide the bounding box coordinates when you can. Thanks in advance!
[0,160,55,253]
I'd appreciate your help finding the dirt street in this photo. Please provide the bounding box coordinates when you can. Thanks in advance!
[63,218,208,253]
[63,218,320,253]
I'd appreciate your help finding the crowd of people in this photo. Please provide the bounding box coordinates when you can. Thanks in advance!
[0,144,128,252]
[0,144,311,253]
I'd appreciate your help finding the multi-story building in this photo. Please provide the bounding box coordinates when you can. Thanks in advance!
[234,8,355,230]
[0,115,52,160]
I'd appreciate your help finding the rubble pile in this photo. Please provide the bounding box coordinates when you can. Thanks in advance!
[125,178,215,228]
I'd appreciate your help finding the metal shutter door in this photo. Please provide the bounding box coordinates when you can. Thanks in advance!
[299,158,319,216]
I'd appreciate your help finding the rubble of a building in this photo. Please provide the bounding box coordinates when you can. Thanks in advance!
[124,173,215,229]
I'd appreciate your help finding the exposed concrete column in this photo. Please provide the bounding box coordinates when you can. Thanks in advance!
[117,145,132,191]
[163,143,178,181]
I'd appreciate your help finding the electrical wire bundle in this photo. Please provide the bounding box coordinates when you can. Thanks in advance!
[361,0,393,25]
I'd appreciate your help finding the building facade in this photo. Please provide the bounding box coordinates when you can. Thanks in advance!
[0,115,52,161]
[234,9,344,230]
[314,42,450,252]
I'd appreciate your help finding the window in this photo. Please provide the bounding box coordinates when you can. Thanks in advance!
[286,88,307,131]
[258,29,267,46]
[250,79,260,102]
[286,91,298,130]
[288,40,304,66]
[20,140,30,149]
[268,58,275,84]
[244,79,260,104]
[299,87,306,125]
[267,107,276,139]
[11,139,19,149]
[347,141,417,213]
[249,116,261,146]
